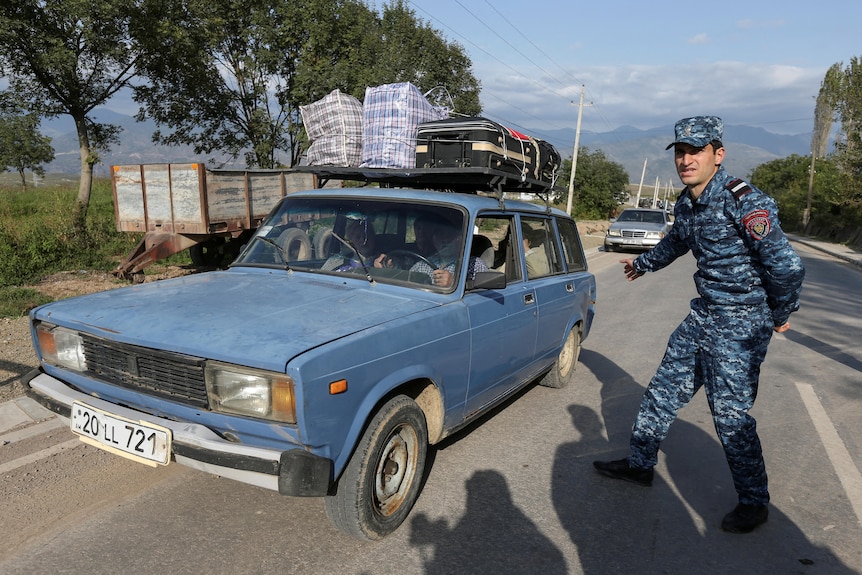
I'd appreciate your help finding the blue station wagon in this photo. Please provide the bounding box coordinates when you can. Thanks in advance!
[25,168,597,540]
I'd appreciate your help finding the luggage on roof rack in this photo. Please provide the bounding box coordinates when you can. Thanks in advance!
[292,165,557,196]
[360,82,449,169]
[415,117,561,185]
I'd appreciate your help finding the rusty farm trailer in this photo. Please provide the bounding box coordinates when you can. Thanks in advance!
[111,163,318,281]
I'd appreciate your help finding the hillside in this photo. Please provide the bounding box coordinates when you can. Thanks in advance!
[539,124,812,187]
[37,110,813,186]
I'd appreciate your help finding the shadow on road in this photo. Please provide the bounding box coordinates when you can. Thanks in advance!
[410,469,566,574]
[549,348,858,574]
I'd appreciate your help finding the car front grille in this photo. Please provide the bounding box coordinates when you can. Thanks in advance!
[80,334,209,408]
[621,230,647,238]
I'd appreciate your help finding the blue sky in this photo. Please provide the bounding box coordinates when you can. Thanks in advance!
[375,0,858,139]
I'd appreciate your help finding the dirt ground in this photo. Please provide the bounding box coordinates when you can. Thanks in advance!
[1,221,608,404]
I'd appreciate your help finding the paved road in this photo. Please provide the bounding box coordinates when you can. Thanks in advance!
[1,240,860,574]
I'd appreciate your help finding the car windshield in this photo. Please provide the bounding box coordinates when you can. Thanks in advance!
[617,210,665,224]
[233,196,468,291]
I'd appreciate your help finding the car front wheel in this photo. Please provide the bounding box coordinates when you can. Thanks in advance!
[539,327,581,389]
[324,395,428,540]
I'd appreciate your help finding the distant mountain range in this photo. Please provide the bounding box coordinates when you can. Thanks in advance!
[538,124,812,191]
[39,109,813,189]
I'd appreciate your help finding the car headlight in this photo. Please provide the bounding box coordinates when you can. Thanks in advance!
[205,361,296,423]
[36,323,86,372]
[645,231,665,239]
[606,229,621,237]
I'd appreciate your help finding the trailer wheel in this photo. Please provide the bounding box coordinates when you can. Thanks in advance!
[278,228,312,261]
[189,238,226,267]
[324,396,428,540]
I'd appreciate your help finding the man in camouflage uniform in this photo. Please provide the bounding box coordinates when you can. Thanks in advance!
[593,116,805,533]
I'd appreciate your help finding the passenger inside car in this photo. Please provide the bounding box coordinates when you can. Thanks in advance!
[522,225,550,278]
[322,212,382,271]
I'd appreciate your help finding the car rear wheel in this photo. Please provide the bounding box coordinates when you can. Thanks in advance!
[539,327,581,389]
[324,395,428,540]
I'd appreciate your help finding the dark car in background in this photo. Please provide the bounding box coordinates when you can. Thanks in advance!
[604,207,673,252]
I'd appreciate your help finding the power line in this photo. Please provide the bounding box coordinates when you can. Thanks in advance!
[402,1,673,151]
[481,0,585,88]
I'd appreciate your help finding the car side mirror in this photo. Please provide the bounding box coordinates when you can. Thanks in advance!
[466,271,506,291]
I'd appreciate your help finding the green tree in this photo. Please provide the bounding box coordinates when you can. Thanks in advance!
[132,0,296,168]
[0,0,141,229]
[275,0,383,162]
[750,154,840,231]
[804,65,840,226]
[0,107,55,190]
[821,57,862,226]
[366,1,481,115]
[132,0,481,168]
[556,148,629,220]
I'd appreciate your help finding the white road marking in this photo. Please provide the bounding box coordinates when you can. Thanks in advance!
[796,383,862,526]
[0,417,66,444]
[0,438,82,475]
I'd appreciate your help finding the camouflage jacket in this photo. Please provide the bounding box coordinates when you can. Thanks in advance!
[633,166,805,327]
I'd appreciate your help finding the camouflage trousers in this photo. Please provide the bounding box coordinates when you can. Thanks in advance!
[628,298,774,506]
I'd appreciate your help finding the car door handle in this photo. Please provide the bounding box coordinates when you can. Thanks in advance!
[566,284,574,293]
[524,293,535,305]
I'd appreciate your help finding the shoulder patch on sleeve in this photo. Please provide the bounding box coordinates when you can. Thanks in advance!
[726,178,753,200]
[742,209,771,240]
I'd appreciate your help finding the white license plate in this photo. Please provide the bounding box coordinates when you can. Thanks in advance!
[71,402,172,466]
[621,238,640,245]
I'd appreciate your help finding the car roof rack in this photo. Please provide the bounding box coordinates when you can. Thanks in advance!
[292,165,558,209]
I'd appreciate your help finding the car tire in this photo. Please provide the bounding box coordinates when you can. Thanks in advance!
[604,243,615,253]
[539,327,581,389]
[324,395,428,540]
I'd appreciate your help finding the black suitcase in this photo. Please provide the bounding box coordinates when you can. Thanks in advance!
[415,117,560,184]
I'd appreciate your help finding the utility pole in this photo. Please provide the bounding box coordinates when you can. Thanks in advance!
[566,85,592,215]
[635,158,647,207]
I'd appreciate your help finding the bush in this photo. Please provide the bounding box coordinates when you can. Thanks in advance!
[0,287,53,317]
[0,178,142,288]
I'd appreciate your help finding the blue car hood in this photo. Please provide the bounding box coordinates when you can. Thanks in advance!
[33,269,439,372]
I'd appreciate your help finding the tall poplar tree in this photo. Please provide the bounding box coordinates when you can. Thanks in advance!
[132,0,481,168]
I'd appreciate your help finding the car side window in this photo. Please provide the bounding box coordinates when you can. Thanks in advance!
[475,215,521,282]
[520,217,561,279]
[556,217,587,272]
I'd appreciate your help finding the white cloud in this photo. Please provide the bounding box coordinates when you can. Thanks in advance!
[479,61,825,135]
[687,33,710,45]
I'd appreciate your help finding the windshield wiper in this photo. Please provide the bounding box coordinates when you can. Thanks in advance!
[256,236,292,271]
[331,232,375,284]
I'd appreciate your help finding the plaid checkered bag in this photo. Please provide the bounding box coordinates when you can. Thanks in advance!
[300,89,363,166]
[360,83,449,168]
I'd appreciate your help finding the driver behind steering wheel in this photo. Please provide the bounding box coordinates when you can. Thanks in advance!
[375,214,487,288]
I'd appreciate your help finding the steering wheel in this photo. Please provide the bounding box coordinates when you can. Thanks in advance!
[384,250,436,270]
[384,250,437,284]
